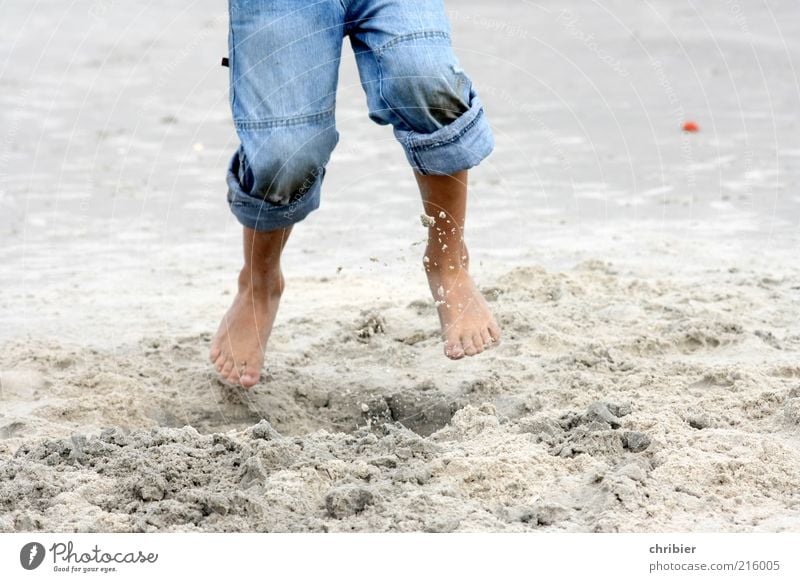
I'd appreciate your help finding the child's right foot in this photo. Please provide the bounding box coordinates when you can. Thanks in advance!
[208,268,284,388]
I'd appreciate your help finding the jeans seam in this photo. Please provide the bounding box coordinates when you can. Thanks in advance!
[234,107,335,130]
[228,190,309,211]
[227,2,237,116]
[408,107,484,153]
[406,132,428,174]
[374,30,451,57]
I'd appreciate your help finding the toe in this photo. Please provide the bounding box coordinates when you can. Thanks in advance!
[220,358,235,379]
[209,343,221,363]
[480,328,494,349]
[214,353,227,372]
[227,366,243,385]
[471,332,485,354]
[488,320,502,344]
[462,335,478,357]
[444,339,465,360]
[240,368,260,389]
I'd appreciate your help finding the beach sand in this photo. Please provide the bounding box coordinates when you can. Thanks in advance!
[1,0,799,532]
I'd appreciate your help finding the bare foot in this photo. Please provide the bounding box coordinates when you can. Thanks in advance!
[414,170,500,359]
[425,247,501,359]
[209,269,283,388]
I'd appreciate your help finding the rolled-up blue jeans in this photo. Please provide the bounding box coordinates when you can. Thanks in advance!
[226,0,495,231]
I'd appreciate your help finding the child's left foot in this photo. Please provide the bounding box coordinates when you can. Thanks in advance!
[425,253,501,359]
[414,171,499,360]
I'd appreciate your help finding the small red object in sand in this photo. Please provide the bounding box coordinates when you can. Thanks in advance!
[682,121,700,132]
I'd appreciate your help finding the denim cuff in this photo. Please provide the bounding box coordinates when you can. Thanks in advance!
[226,152,323,232]
[393,89,494,176]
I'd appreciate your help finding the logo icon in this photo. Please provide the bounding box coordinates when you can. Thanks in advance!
[20,542,46,570]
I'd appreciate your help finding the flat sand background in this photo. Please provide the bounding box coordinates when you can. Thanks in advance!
[1,0,799,532]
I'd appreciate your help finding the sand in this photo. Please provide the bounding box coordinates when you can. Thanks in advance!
[1,0,800,532]
[2,258,800,532]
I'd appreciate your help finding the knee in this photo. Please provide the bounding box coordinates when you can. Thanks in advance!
[377,34,472,133]
[236,124,338,205]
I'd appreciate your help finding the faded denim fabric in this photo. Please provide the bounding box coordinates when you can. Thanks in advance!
[226,0,494,231]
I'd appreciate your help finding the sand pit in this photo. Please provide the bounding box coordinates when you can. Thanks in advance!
[2,261,799,532]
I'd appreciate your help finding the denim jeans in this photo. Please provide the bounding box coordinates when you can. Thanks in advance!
[226,0,494,231]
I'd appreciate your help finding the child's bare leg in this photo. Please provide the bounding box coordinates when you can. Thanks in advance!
[209,226,291,387]
[415,170,501,359]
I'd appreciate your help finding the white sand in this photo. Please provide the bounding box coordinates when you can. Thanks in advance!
[1,0,800,532]
[2,254,800,532]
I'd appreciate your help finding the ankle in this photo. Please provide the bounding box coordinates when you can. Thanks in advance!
[423,245,470,275]
[237,266,284,295]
